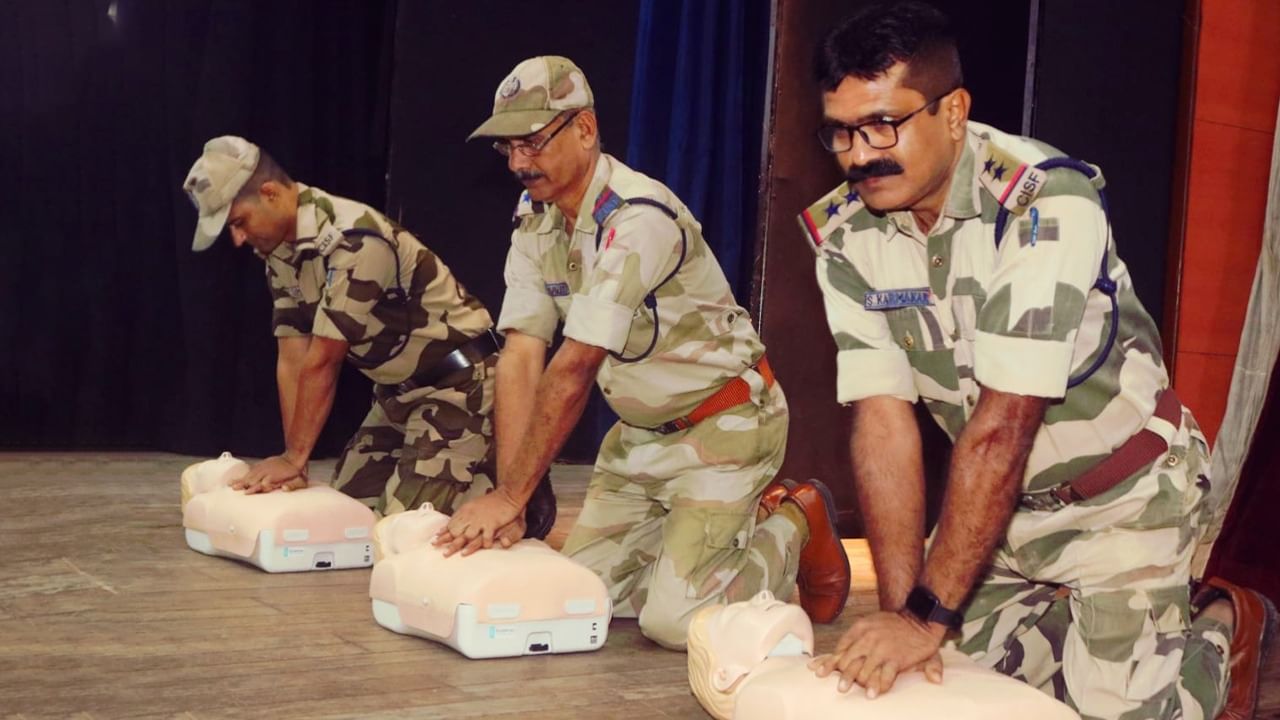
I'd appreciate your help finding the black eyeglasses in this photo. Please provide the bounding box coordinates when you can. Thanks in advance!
[493,110,582,158]
[817,89,957,153]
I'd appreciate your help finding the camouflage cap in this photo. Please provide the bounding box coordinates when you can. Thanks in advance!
[182,135,260,252]
[467,56,594,140]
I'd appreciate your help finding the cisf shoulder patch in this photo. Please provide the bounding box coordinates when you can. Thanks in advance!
[313,224,345,257]
[976,140,1048,217]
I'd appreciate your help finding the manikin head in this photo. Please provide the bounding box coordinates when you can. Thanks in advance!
[182,135,299,256]
[687,591,815,720]
[468,56,601,214]
[179,452,250,508]
[371,503,451,562]
[814,1,972,221]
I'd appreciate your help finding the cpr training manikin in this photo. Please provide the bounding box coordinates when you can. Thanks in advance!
[687,591,1082,720]
[181,453,377,572]
[369,504,612,659]
[179,454,611,660]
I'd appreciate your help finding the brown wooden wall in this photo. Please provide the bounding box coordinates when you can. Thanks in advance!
[1168,0,1280,444]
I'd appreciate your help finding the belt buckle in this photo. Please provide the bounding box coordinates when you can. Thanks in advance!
[1019,487,1069,513]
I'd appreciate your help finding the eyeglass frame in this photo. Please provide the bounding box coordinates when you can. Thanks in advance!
[492,110,583,158]
[816,88,959,153]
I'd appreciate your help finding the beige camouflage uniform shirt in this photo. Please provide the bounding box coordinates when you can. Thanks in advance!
[265,184,492,386]
[801,122,1171,493]
[498,154,765,428]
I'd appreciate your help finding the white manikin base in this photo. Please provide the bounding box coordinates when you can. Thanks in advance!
[184,527,373,573]
[371,599,609,659]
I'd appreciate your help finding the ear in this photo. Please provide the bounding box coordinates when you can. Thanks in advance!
[575,110,599,149]
[946,88,972,141]
[259,180,282,203]
[712,664,750,692]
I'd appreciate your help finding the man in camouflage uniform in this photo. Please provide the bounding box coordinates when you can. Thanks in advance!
[432,56,852,650]
[180,136,539,524]
[801,4,1274,719]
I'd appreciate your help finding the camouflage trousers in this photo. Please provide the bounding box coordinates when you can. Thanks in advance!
[950,405,1230,720]
[562,373,803,650]
[331,355,497,517]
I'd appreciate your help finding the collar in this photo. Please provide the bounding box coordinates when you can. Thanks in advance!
[291,184,345,256]
[942,129,982,220]
[567,154,615,236]
[883,127,982,237]
[293,183,322,244]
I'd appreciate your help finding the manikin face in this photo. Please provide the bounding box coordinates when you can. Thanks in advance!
[375,504,450,558]
[703,591,814,690]
[820,62,966,217]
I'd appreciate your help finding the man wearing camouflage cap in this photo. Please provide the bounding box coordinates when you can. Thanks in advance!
[800,3,1275,718]
[432,56,853,650]
[180,136,554,536]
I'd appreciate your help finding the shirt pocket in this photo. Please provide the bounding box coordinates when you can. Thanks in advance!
[884,307,961,400]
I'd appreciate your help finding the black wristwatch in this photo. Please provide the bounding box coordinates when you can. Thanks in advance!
[904,585,964,631]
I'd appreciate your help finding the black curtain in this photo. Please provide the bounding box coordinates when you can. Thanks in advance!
[0,0,396,457]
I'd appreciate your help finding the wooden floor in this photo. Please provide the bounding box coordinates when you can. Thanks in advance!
[0,453,1274,719]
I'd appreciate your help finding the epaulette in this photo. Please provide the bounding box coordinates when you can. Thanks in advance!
[590,185,627,227]
[511,190,547,229]
[797,181,862,254]
[974,137,1049,217]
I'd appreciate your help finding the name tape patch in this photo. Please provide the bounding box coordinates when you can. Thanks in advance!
[545,281,571,297]
[864,287,933,311]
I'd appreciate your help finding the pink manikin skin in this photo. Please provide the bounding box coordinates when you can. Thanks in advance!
[688,592,1082,720]
[368,505,610,640]
[181,453,376,558]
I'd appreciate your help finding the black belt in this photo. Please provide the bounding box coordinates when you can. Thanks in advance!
[1019,389,1183,512]
[389,329,501,396]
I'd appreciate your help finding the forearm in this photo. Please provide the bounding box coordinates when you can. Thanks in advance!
[493,342,544,478]
[279,338,346,468]
[920,392,1045,610]
[500,340,602,506]
[851,396,927,610]
[276,336,311,435]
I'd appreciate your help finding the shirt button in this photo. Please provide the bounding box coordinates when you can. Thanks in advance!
[931,255,945,268]
[902,333,915,349]
[568,262,579,272]
[603,387,612,396]
[965,395,976,408]
[1164,454,1180,468]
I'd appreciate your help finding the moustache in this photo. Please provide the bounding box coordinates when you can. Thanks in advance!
[846,159,904,184]
[513,170,546,182]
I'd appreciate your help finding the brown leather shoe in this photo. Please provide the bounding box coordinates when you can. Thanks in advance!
[1193,577,1278,720]
[758,479,796,518]
[785,478,850,624]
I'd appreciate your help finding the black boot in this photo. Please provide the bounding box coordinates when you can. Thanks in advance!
[522,471,557,540]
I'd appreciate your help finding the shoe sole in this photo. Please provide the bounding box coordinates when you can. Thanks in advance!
[802,478,851,620]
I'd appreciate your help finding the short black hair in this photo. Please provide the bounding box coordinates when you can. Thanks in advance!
[234,149,293,203]
[814,1,963,100]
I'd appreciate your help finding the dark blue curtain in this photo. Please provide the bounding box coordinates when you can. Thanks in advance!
[587,0,772,443]
[625,0,772,299]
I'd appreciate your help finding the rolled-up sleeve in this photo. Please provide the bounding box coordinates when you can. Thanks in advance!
[974,186,1106,398]
[563,206,681,353]
[311,240,396,344]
